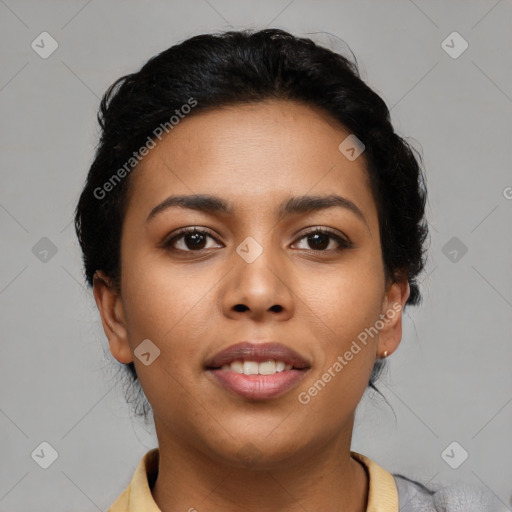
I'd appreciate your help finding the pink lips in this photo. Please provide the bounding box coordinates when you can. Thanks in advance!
[205,342,310,401]
[205,341,310,369]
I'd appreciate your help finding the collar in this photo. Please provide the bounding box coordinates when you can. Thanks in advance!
[108,448,398,512]
[351,451,399,511]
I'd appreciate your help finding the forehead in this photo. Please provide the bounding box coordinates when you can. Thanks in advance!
[125,99,376,224]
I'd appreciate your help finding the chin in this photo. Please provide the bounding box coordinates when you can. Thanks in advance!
[199,427,316,471]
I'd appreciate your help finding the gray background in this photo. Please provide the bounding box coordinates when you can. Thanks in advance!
[1,0,511,510]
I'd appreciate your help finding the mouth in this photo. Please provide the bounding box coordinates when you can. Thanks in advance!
[205,342,311,401]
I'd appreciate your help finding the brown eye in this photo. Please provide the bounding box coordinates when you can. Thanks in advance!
[293,228,352,252]
[163,228,222,252]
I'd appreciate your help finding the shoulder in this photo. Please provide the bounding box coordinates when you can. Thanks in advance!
[393,473,505,512]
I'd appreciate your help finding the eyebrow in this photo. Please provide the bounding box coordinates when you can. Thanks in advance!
[146,193,367,225]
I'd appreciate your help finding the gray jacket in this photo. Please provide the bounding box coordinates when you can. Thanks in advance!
[394,474,506,511]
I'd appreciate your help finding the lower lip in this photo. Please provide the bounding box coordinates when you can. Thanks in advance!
[207,369,308,400]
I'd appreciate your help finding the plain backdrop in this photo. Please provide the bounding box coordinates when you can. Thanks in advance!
[1,1,511,510]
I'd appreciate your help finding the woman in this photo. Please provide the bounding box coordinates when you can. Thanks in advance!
[75,28,497,512]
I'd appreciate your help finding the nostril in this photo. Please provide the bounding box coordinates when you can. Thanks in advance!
[270,304,283,312]
[233,304,248,312]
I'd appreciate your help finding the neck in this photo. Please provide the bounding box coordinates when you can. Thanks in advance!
[151,416,368,512]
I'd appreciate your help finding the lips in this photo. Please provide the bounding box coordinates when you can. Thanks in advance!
[205,342,311,401]
[205,341,311,369]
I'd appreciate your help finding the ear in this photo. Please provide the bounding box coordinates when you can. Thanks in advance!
[376,272,410,358]
[93,271,133,364]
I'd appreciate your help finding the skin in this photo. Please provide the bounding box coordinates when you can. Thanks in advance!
[94,99,410,512]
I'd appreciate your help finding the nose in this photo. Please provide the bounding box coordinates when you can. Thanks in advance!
[220,241,294,322]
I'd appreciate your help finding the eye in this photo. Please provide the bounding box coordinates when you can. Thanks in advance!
[292,228,353,252]
[162,227,223,252]
[161,226,352,254]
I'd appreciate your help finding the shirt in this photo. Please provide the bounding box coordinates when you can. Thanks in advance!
[108,448,399,511]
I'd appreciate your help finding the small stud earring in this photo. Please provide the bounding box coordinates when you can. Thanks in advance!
[383,350,388,358]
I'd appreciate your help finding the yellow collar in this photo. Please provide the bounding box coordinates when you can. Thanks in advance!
[351,451,399,511]
[108,448,398,511]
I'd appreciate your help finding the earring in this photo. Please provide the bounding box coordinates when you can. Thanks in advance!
[382,350,388,359]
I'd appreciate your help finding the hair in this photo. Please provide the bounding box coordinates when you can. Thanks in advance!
[75,28,428,419]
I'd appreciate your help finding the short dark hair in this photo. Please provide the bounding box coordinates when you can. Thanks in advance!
[75,28,428,418]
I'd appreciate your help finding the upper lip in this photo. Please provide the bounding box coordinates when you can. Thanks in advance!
[205,342,311,369]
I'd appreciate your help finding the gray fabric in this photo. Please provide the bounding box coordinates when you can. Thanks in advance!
[393,474,506,512]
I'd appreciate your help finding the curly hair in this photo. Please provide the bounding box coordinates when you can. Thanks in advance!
[75,28,428,419]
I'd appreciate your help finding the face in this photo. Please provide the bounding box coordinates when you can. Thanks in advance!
[94,99,409,468]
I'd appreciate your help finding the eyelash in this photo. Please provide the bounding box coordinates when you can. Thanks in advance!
[161,226,353,254]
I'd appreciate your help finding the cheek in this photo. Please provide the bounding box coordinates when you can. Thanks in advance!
[122,242,212,325]
[120,253,219,373]
[304,257,385,342]
[295,269,381,423]
[296,257,384,415]
[119,263,212,414]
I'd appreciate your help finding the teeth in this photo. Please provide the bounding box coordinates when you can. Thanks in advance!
[259,360,276,375]
[221,360,292,375]
[231,361,243,373]
[243,361,259,375]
